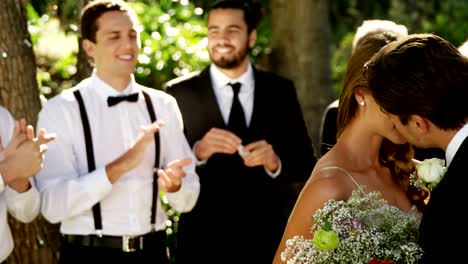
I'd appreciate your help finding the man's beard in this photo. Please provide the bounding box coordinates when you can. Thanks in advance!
[210,43,250,69]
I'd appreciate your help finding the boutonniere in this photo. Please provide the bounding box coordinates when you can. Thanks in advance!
[411,158,447,191]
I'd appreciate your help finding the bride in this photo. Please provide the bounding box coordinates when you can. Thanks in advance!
[273,30,429,263]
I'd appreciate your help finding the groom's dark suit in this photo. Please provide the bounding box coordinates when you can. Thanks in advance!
[418,136,468,263]
[165,66,316,264]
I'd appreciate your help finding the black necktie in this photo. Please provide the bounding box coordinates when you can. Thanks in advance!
[107,93,139,107]
[227,82,246,136]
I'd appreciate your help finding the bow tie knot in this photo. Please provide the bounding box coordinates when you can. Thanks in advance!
[107,93,139,107]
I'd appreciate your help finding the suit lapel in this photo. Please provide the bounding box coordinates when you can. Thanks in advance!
[426,135,468,205]
[443,135,468,182]
[249,68,265,133]
[197,67,226,128]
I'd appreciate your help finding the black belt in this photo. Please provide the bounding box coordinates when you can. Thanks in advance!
[64,231,165,253]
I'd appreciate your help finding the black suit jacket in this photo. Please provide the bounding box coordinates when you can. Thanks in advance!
[165,66,316,264]
[418,136,468,263]
[319,99,339,156]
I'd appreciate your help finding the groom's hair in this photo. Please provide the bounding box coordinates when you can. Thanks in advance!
[365,33,468,130]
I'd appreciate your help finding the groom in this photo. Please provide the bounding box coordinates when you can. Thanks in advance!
[365,33,468,263]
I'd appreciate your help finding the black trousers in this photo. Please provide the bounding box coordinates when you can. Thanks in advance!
[59,232,168,264]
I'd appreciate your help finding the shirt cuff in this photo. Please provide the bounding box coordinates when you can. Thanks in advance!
[89,167,113,196]
[192,141,207,167]
[264,156,282,179]
[5,180,38,200]
[5,178,40,222]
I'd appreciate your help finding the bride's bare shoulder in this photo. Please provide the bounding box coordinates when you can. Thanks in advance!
[298,162,355,205]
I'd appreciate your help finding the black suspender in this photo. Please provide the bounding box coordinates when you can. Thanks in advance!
[142,91,161,227]
[73,89,160,234]
[74,90,103,235]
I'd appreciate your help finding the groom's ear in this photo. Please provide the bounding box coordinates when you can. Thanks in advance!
[410,115,430,133]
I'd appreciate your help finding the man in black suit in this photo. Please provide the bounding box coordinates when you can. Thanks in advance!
[365,33,468,263]
[319,99,338,155]
[164,1,316,263]
[319,20,445,161]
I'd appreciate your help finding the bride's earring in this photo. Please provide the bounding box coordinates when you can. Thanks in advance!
[359,101,365,106]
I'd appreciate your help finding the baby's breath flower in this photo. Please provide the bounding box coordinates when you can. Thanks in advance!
[281,190,423,264]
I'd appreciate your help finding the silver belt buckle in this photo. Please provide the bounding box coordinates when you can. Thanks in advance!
[122,235,144,252]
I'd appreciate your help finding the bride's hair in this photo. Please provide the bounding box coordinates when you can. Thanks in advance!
[337,32,429,212]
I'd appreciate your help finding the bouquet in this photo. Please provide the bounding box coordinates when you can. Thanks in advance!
[281,190,423,264]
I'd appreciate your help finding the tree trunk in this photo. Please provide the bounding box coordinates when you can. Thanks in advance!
[0,0,61,263]
[268,0,333,151]
[73,0,93,84]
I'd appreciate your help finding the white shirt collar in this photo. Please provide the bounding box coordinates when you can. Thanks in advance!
[89,71,140,101]
[446,122,468,167]
[209,62,255,92]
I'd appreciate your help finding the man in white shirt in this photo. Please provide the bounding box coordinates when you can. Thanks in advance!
[459,39,468,57]
[365,33,468,264]
[165,1,316,263]
[0,106,54,263]
[35,1,200,263]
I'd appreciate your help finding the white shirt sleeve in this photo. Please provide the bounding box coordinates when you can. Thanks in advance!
[0,106,15,191]
[5,178,40,223]
[0,175,4,193]
[35,99,113,224]
[161,97,200,213]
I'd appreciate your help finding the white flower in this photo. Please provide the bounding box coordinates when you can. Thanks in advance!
[416,158,446,185]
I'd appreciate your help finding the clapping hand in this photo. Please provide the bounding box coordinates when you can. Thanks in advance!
[0,119,56,190]
[106,120,165,183]
[126,120,165,170]
[157,157,192,193]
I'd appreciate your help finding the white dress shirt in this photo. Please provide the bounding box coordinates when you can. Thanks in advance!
[446,122,468,167]
[206,63,281,178]
[210,63,255,126]
[35,72,200,236]
[0,106,40,262]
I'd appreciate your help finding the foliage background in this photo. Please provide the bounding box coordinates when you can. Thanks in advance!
[30,0,468,99]
[15,0,468,263]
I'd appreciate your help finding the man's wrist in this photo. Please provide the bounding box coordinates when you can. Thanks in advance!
[192,141,207,166]
[0,161,14,186]
[265,156,282,178]
[8,178,31,193]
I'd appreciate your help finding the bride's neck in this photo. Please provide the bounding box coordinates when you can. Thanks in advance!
[335,123,383,169]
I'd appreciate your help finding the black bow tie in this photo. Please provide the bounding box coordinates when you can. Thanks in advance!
[107,93,139,107]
